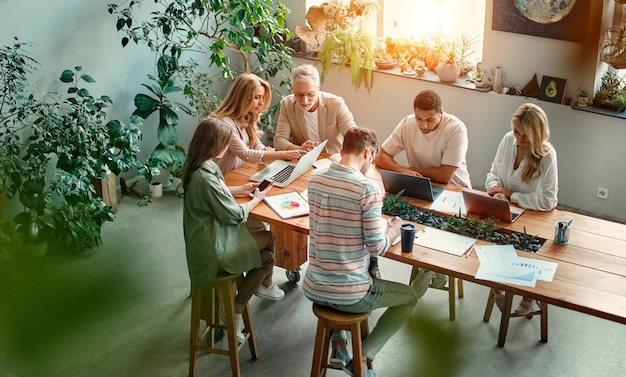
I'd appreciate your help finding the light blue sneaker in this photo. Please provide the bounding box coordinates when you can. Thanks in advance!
[343,359,376,377]
[330,348,351,369]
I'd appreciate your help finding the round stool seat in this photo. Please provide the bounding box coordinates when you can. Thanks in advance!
[312,304,370,324]
[310,304,371,377]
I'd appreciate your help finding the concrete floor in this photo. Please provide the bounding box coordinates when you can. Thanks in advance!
[1,190,625,377]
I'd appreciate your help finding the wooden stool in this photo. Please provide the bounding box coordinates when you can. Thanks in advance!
[310,304,370,377]
[189,272,258,377]
[483,288,548,347]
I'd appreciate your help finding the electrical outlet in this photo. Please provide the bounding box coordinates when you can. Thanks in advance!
[597,187,609,199]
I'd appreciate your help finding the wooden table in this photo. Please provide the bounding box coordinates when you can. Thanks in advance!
[224,162,626,336]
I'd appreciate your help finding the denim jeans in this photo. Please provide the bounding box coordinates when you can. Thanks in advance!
[313,278,418,361]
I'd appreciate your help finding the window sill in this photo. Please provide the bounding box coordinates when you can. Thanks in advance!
[571,103,626,119]
[293,51,491,94]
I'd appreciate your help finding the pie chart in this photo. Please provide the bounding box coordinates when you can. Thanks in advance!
[281,200,300,209]
[514,0,576,24]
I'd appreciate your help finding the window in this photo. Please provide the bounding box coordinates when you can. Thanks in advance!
[305,0,485,62]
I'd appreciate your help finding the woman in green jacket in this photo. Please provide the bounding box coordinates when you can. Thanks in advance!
[182,117,285,342]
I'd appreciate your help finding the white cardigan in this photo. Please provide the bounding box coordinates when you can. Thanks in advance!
[485,132,558,211]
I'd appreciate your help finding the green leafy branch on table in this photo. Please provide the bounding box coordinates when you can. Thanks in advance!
[382,191,543,253]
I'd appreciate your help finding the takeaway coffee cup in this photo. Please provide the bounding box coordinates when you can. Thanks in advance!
[401,224,416,253]
[554,221,572,245]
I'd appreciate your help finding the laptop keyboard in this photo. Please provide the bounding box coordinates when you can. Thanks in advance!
[271,165,295,183]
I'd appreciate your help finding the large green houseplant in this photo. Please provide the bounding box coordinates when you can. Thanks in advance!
[107,0,296,161]
[131,55,191,176]
[1,38,147,258]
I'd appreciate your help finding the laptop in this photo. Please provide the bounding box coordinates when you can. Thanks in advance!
[461,188,524,223]
[249,140,328,187]
[379,169,445,202]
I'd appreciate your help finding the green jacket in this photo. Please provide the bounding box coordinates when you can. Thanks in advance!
[183,161,262,287]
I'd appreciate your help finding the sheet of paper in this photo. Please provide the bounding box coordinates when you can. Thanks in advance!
[414,227,476,256]
[430,190,467,215]
[475,262,538,287]
[475,244,518,263]
[313,158,332,170]
[511,257,558,282]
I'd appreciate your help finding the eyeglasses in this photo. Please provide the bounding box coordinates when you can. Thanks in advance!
[293,92,317,100]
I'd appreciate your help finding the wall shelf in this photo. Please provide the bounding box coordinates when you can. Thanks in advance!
[571,103,626,119]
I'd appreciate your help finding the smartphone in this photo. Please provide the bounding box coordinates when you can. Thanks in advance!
[249,179,273,197]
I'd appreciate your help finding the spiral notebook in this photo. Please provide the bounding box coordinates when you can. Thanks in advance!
[263,191,310,219]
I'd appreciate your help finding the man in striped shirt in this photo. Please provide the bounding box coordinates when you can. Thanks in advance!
[303,127,434,377]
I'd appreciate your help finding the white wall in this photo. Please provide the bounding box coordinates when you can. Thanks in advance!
[2,0,625,221]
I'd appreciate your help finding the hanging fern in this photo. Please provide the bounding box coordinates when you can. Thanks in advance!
[318,28,376,92]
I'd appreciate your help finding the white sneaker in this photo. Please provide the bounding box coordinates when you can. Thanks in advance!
[254,283,285,301]
[411,269,436,298]
[218,309,246,343]
[234,313,246,342]
[430,273,448,289]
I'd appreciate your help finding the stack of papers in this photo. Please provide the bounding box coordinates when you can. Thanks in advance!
[474,245,558,287]
[414,227,476,256]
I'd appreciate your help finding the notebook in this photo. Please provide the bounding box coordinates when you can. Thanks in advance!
[461,188,524,223]
[379,169,445,202]
[249,140,327,187]
[263,191,310,219]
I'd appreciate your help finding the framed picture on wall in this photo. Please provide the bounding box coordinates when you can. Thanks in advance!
[538,76,567,104]
[492,0,591,43]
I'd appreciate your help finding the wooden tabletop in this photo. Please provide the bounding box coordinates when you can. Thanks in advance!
[224,161,626,325]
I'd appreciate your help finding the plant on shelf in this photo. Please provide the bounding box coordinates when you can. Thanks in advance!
[593,66,626,112]
[295,0,379,91]
[1,38,147,258]
[107,0,295,161]
[435,35,477,83]
[382,192,543,253]
[600,24,626,70]
[576,86,589,107]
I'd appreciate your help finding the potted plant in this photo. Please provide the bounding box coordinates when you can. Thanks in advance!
[600,24,626,70]
[1,38,148,257]
[295,0,379,92]
[131,55,192,181]
[436,35,477,83]
[108,0,295,154]
[593,66,626,112]
[576,87,589,107]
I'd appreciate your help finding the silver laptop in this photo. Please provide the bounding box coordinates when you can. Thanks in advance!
[462,188,524,223]
[379,169,444,202]
[249,140,328,187]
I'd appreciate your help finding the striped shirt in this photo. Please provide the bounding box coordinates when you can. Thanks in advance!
[303,162,389,305]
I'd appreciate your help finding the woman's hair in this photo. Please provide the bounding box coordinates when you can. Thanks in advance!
[342,127,379,155]
[182,117,232,190]
[212,73,271,147]
[512,103,551,185]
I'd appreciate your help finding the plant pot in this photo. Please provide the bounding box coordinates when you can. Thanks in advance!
[592,97,626,112]
[436,62,461,83]
[577,95,589,107]
[149,181,163,198]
